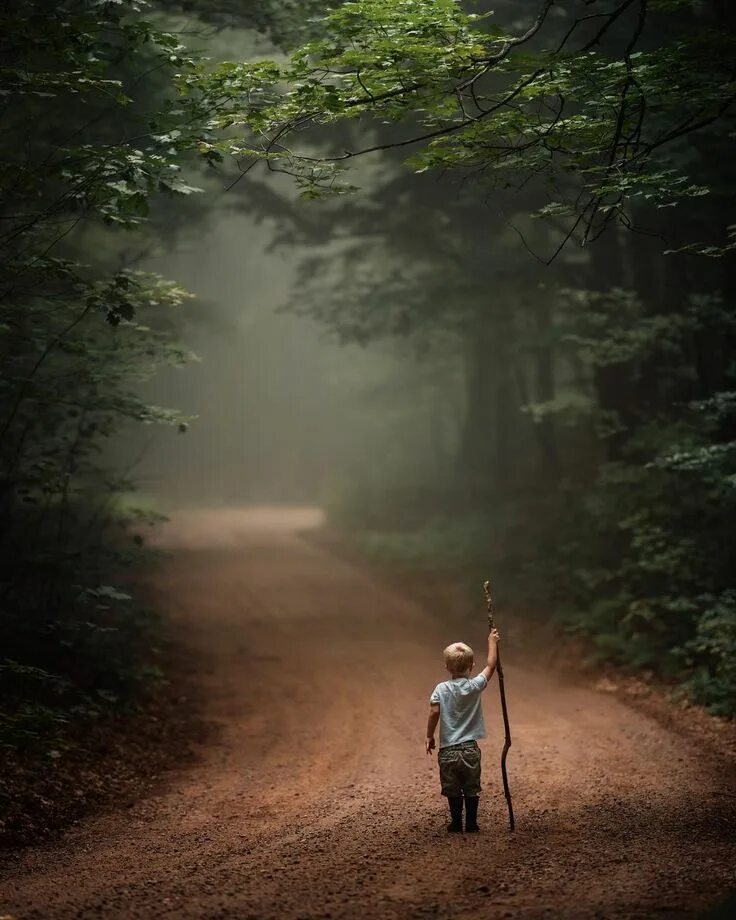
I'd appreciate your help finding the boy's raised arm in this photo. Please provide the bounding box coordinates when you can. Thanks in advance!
[479,628,500,682]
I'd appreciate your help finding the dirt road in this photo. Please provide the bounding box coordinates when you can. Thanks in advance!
[2,508,735,919]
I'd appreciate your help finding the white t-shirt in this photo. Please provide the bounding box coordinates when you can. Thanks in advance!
[430,673,488,748]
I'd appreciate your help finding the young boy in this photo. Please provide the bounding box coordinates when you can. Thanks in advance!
[426,628,500,833]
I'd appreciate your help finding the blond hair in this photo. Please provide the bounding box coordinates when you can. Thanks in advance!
[443,642,474,676]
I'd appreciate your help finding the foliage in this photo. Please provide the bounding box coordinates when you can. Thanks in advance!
[192,0,735,253]
[0,0,206,749]
[158,0,343,48]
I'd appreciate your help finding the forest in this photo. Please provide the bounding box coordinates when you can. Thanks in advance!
[2,0,735,776]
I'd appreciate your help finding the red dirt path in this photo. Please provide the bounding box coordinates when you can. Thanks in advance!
[2,507,735,919]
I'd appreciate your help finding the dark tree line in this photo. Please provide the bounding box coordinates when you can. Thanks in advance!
[0,0,215,751]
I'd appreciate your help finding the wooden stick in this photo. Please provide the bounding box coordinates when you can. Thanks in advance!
[484,579,515,831]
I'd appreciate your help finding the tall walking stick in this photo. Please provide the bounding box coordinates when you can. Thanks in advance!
[484,579,515,831]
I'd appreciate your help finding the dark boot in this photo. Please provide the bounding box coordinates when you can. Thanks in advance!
[447,796,463,833]
[464,796,480,833]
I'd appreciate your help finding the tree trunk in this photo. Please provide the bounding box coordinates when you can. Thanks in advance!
[532,297,560,479]
[457,312,518,497]
[589,228,632,459]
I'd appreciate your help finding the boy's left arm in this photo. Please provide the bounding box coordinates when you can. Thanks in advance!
[426,704,440,754]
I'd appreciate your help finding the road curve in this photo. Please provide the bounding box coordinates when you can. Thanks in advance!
[2,507,734,919]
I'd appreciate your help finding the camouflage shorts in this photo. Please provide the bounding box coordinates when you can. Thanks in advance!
[438,740,482,797]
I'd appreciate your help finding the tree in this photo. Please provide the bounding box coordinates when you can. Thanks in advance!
[0,0,207,746]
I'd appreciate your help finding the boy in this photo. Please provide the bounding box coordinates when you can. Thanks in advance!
[426,628,500,833]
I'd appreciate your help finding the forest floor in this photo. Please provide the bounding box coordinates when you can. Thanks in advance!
[1,506,735,919]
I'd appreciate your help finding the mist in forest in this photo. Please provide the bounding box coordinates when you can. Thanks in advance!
[137,200,461,509]
[3,0,735,765]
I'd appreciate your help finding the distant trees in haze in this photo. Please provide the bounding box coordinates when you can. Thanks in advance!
[191,0,736,712]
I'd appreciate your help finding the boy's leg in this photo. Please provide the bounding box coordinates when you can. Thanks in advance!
[438,748,464,833]
[464,796,480,832]
[460,743,482,832]
[447,796,464,833]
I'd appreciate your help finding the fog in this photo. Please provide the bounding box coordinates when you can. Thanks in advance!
[137,190,464,509]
